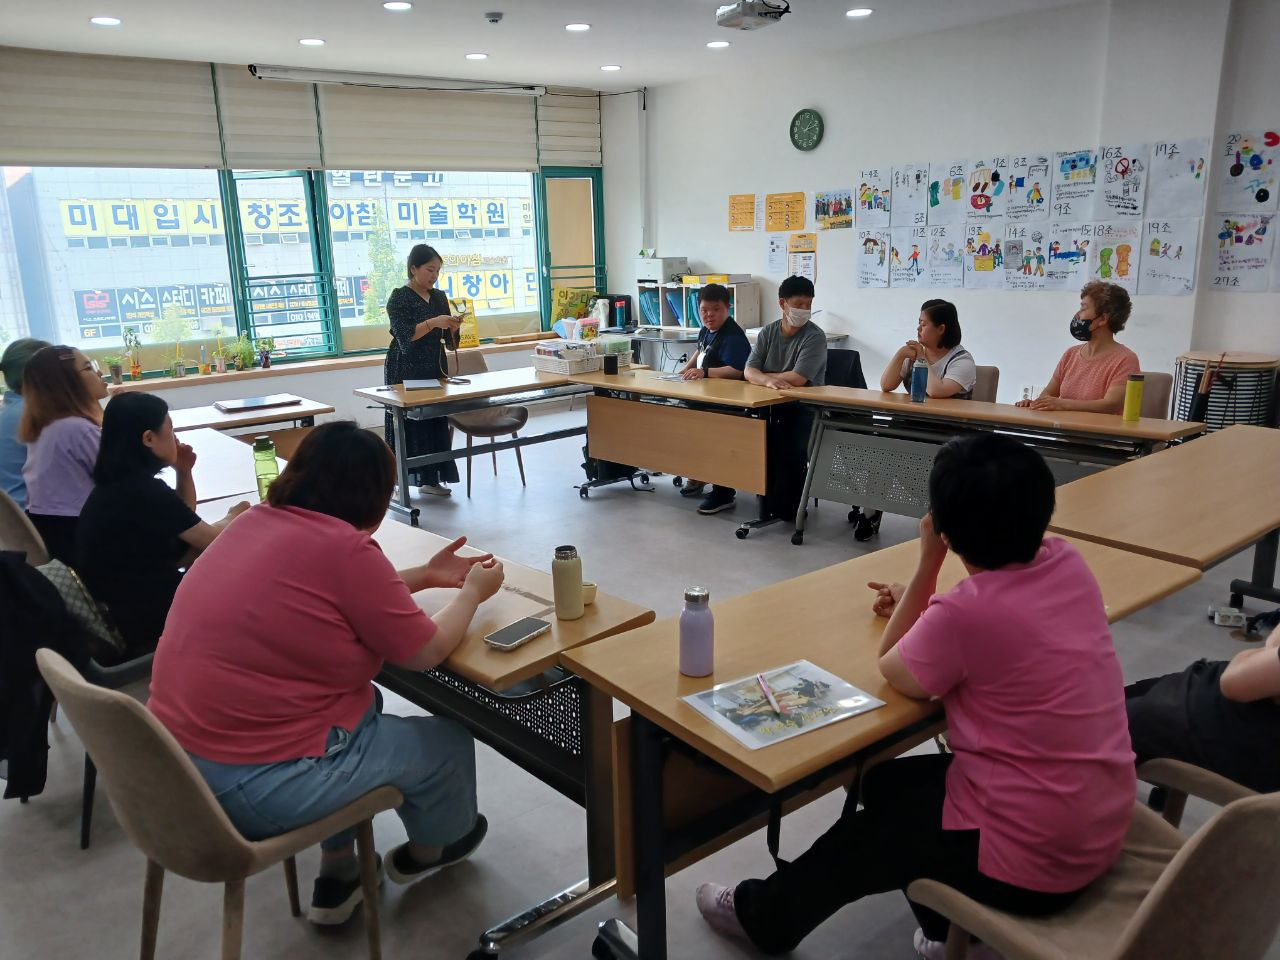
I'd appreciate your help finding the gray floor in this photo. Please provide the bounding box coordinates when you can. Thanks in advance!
[4,403,1276,960]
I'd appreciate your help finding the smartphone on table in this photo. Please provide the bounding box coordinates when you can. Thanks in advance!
[483,617,552,652]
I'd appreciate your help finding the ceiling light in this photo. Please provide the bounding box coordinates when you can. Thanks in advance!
[565,23,590,31]
[89,16,122,26]
[706,40,730,49]
[845,7,874,17]
[465,52,489,60]
[383,1,413,10]
[600,64,621,71]
[299,38,326,46]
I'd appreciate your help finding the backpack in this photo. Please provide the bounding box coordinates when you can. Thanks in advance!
[580,444,638,483]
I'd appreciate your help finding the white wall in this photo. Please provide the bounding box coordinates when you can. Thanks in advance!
[603,0,1269,402]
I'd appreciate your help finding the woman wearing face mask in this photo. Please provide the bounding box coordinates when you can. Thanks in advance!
[878,299,976,400]
[1015,281,1139,414]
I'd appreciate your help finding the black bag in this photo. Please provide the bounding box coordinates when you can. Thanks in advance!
[580,444,637,483]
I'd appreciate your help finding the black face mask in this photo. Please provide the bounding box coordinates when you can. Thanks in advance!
[1070,314,1093,342]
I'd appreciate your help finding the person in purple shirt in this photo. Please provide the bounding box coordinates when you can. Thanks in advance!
[0,338,51,509]
[19,345,108,563]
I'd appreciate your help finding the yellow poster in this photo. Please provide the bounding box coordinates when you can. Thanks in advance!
[765,192,806,232]
[728,194,757,232]
[788,232,817,253]
[449,297,480,348]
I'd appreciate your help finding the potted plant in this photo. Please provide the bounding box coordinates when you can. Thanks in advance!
[123,327,143,380]
[255,336,277,369]
[210,326,229,373]
[102,354,124,385]
[233,334,256,372]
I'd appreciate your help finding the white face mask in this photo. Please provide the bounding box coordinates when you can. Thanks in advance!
[785,307,812,327]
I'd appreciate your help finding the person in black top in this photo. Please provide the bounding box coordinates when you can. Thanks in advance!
[384,244,464,497]
[77,393,247,659]
[675,284,752,516]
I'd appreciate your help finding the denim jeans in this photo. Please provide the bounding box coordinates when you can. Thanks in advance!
[190,697,477,852]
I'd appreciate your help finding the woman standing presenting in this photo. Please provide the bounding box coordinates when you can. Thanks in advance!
[384,244,462,497]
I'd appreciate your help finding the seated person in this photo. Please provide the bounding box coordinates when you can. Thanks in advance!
[744,275,828,522]
[148,422,505,926]
[677,283,751,516]
[1127,621,1280,796]
[0,338,51,509]
[1015,281,1139,414]
[696,434,1135,958]
[19,346,108,562]
[77,393,247,659]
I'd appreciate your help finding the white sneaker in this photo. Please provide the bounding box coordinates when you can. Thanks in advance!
[418,483,452,497]
[914,927,1005,960]
[695,883,750,943]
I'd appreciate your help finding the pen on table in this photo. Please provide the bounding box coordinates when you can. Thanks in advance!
[756,673,785,718]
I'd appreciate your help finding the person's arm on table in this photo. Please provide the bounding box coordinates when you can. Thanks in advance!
[1016,372,1062,408]
[876,515,947,699]
[179,501,250,557]
[927,372,967,399]
[395,561,505,670]
[398,535,497,591]
[880,344,918,393]
[1030,381,1125,414]
[678,350,700,379]
[1220,625,1280,702]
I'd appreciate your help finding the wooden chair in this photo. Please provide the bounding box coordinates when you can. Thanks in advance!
[907,794,1280,960]
[35,649,403,960]
[1137,757,1257,828]
[0,489,49,565]
[1139,372,1174,419]
[445,352,529,497]
[971,366,1000,403]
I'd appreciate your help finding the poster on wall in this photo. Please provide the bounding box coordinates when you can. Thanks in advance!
[891,163,930,227]
[1215,131,1280,213]
[1043,221,1095,290]
[1138,219,1200,296]
[1210,213,1275,291]
[729,193,758,231]
[765,192,807,231]
[765,232,788,273]
[962,221,1006,290]
[1005,152,1052,222]
[1003,223,1048,291]
[890,226,929,288]
[1051,147,1098,221]
[813,189,853,230]
[856,229,891,288]
[787,233,818,281]
[926,224,964,288]
[927,158,969,225]
[856,169,892,227]
[1096,144,1150,218]
[1087,220,1142,293]
[965,155,1009,221]
[1146,138,1208,218]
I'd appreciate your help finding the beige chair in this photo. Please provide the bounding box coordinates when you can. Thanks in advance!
[35,649,403,960]
[445,351,529,497]
[0,489,49,565]
[1138,757,1257,828]
[907,794,1280,960]
[1139,371,1173,419]
[971,366,1000,404]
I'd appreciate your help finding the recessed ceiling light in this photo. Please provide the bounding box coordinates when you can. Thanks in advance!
[465,52,489,60]
[298,38,326,46]
[383,1,413,10]
[846,7,874,17]
[89,16,122,26]
[565,23,590,32]
[706,40,730,49]
[600,64,621,71]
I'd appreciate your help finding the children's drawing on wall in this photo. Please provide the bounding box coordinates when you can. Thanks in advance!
[1043,221,1094,290]
[1216,131,1280,214]
[966,155,1009,221]
[856,229,891,288]
[1006,152,1052,222]
[1211,213,1275,292]
[857,169,892,228]
[814,189,853,230]
[927,158,969,226]
[1097,144,1149,218]
[1087,221,1141,293]
[1147,138,1208,218]
[890,226,929,288]
[963,221,1005,289]
[925,224,963,288]
[891,163,929,227]
[1051,148,1098,221]
[1004,224,1047,291]
[1138,219,1199,296]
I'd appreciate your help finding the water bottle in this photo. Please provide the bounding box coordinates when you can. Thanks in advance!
[679,586,714,677]
[252,435,279,501]
[1122,374,1145,422]
[552,545,585,621]
[910,358,929,403]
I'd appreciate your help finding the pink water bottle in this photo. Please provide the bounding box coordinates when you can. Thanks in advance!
[679,586,714,677]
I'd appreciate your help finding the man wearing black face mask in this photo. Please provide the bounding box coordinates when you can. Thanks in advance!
[1015,281,1140,415]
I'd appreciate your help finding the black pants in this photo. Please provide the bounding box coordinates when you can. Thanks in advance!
[27,512,79,565]
[733,755,1082,954]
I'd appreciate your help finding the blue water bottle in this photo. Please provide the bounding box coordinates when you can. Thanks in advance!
[910,358,929,403]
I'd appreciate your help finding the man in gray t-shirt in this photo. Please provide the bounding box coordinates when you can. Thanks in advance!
[745,278,827,388]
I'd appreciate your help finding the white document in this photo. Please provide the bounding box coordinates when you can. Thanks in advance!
[1087,220,1143,294]
[891,163,930,227]
[1006,152,1052,222]
[890,226,930,289]
[925,224,964,288]
[963,221,1006,290]
[927,158,970,225]
[857,168,892,228]
[857,230,891,288]
[1096,143,1150,218]
[1210,213,1276,291]
[1215,131,1280,213]
[966,155,1010,221]
[1043,221,1095,290]
[1139,218,1200,296]
[1003,223,1049,291]
[1052,147,1099,221]
[1147,138,1209,218]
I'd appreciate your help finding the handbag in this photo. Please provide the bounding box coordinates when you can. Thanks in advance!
[35,560,126,664]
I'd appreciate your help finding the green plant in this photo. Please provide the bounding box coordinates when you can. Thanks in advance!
[234,334,256,369]
[102,354,124,367]
[254,336,276,354]
[362,203,402,327]
[123,327,143,366]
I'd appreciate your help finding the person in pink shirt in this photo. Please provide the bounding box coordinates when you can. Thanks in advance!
[1016,281,1140,414]
[148,422,505,927]
[696,434,1135,957]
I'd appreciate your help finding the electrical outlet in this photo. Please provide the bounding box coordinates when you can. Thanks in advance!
[1021,384,1036,400]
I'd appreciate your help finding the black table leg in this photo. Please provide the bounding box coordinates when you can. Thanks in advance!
[1230,528,1280,607]
[632,713,667,959]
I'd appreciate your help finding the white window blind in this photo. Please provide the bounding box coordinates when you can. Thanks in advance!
[212,65,323,170]
[317,85,538,172]
[537,89,602,167]
[0,46,222,168]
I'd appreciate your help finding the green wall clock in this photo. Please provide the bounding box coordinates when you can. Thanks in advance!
[790,108,824,152]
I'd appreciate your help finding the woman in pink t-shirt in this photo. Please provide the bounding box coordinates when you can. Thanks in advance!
[148,422,505,927]
[1015,281,1140,414]
[696,434,1135,956]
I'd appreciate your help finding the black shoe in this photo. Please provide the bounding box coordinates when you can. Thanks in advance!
[848,506,863,524]
[308,854,382,926]
[853,510,882,542]
[680,480,707,498]
[698,489,736,515]
[385,815,489,885]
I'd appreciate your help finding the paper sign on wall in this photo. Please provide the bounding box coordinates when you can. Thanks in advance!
[765,232,788,273]
[927,158,969,225]
[926,224,964,288]
[1210,213,1275,291]
[1005,152,1052,222]
[1043,221,1094,290]
[729,194,758,231]
[856,229,891,288]
[1087,220,1142,293]
[1003,223,1048,291]
[857,169,892,228]
[1096,144,1150,218]
[1215,131,1280,213]
[1139,219,1199,296]
[1051,147,1098,221]
[891,164,929,227]
[788,251,817,282]
[765,192,807,231]
[890,226,929,288]
[813,190,853,230]
[1146,139,1208,219]
[963,221,1005,289]
[966,155,1009,221]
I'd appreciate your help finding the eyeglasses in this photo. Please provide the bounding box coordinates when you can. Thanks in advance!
[80,360,102,376]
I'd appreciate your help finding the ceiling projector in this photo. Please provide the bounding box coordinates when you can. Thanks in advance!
[716,0,792,31]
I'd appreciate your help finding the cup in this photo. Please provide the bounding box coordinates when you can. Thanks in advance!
[603,354,619,375]
[581,581,597,605]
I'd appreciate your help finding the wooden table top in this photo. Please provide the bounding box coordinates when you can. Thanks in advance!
[163,428,281,504]
[354,367,573,409]
[563,534,1199,794]
[169,395,334,432]
[1049,424,1280,569]
[782,386,1204,443]
[569,368,797,409]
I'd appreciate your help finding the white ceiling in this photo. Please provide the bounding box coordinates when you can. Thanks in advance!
[3,0,1087,91]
